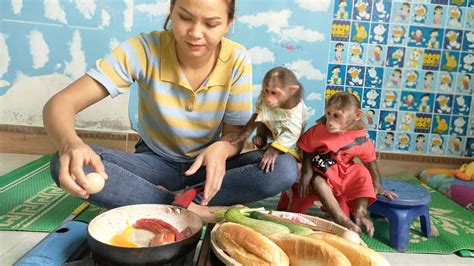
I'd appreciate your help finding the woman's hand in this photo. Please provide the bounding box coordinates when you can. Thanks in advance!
[58,140,107,199]
[185,141,230,205]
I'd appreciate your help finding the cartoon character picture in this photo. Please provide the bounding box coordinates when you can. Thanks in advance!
[435,94,452,114]
[347,66,364,86]
[432,5,444,27]
[413,4,427,24]
[382,90,398,109]
[453,95,471,115]
[390,25,406,45]
[384,68,402,88]
[393,3,410,23]
[334,42,345,63]
[406,48,423,68]
[398,112,414,131]
[439,72,454,92]
[335,0,349,19]
[433,115,449,134]
[371,24,387,44]
[445,30,461,50]
[367,45,384,65]
[415,134,426,153]
[386,47,405,67]
[373,0,390,22]
[380,132,395,150]
[448,6,463,28]
[423,71,434,91]
[448,137,463,155]
[409,28,425,46]
[427,29,441,49]
[354,0,371,20]
[329,65,344,85]
[365,109,377,129]
[404,70,419,89]
[352,22,368,42]
[379,110,397,130]
[461,53,474,72]
[452,116,467,135]
[442,51,458,72]
[397,133,411,151]
[350,43,365,64]
[457,74,472,94]
[365,67,383,87]
[465,31,474,51]
[418,93,432,113]
[364,89,380,108]
[401,92,417,110]
[430,135,444,155]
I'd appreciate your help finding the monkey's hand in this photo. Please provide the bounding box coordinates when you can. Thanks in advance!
[252,135,267,149]
[298,174,313,198]
[228,135,246,145]
[376,185,398,200]
[259,146,281,173]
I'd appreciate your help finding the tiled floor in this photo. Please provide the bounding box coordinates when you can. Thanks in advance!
[1,153,473,265]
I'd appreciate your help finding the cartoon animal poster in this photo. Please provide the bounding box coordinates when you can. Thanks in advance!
[327,0,474,157]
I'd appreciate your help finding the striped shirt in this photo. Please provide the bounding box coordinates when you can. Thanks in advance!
[87,30,253,162]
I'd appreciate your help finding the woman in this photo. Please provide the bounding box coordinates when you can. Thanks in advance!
[43,0,298,222]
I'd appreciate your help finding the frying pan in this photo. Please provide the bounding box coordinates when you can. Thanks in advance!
[87,188,204,264]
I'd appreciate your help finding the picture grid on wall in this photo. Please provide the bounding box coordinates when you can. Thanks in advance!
[326,0,474,158]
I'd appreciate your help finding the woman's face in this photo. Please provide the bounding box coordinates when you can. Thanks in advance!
[170,0,232,60]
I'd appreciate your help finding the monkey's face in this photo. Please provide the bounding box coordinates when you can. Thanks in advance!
[325,107,361,133]
[262,80,287,108]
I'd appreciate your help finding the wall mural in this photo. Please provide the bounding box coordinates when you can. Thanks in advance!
[326,0,474,158]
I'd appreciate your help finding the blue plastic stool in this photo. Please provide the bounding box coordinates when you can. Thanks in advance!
[368,179,431,252]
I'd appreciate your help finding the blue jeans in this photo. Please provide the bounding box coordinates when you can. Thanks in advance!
[50,140,298,209]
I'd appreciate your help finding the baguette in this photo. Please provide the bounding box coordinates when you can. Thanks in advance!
[215,222,289,266]
[309,232,389,266]
[269,233,351,266]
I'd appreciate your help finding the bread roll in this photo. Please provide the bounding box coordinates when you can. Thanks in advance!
[269,233,351,266]
[309,232,389,266]
[215,222,289,266]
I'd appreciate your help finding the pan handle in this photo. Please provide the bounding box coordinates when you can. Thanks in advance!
[172,186,204,208]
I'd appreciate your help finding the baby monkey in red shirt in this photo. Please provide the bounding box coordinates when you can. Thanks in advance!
[297,92,398,236]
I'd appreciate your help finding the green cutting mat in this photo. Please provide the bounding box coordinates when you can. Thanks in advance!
[0,155,106,232]
[248,172,474,256]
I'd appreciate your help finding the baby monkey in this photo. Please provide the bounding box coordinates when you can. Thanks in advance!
[231,67,307,172]
[297,92,398,236]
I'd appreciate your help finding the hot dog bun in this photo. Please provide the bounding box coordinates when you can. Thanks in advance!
[309,232,389,266]
[268,233,351,266]
[215,222,289,266]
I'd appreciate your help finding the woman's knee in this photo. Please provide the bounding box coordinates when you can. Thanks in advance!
[274,153,299,186]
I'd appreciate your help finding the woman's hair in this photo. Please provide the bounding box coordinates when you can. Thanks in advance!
[262,67,303,102]
[163,0,236,30]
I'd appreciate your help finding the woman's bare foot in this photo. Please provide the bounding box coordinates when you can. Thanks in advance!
[188,203,244,223]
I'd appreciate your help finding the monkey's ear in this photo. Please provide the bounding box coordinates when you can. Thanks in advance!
[289,85,299,94]
[354,109,363,121]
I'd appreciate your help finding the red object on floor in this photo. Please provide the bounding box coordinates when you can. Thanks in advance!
[277,183,319,213]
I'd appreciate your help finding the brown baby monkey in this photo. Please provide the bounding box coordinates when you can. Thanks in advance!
[230,67,307,172]
[297,92,398,236]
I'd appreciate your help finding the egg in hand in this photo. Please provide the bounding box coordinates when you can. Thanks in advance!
[85,172,105,194]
